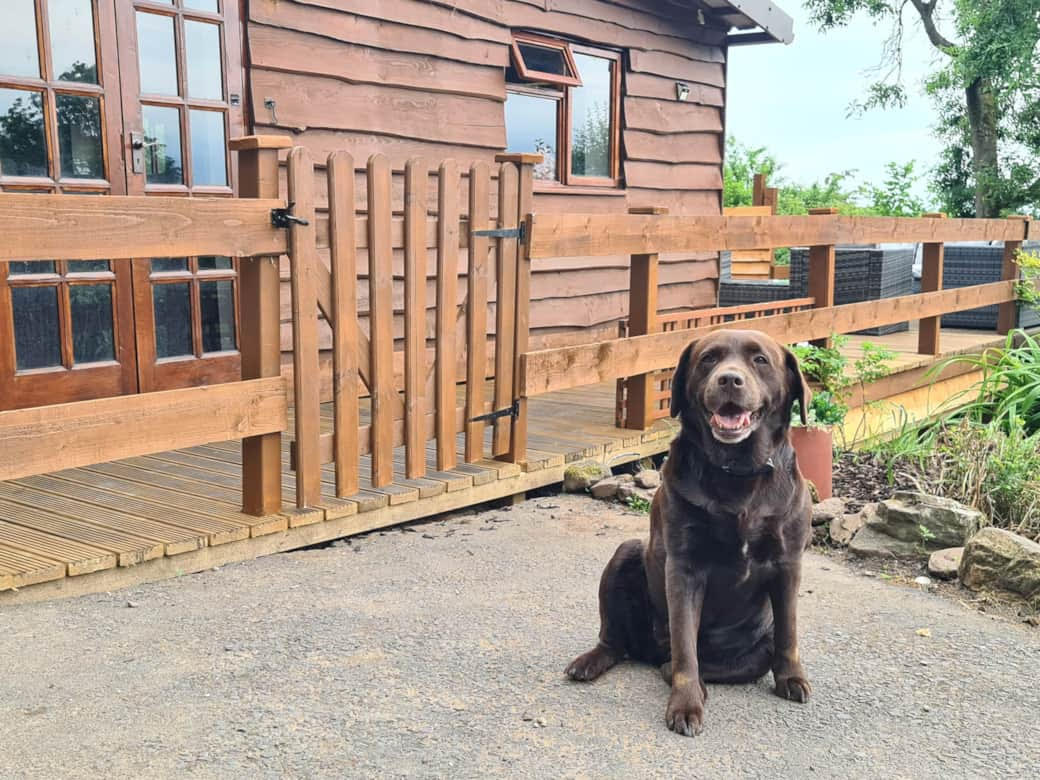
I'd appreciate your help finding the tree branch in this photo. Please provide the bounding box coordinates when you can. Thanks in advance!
[907,0,958,52]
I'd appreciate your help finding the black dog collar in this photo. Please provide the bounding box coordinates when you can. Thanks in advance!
[712,457,775,478]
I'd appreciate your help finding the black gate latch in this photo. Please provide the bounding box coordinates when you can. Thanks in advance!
[271,201,310,228]
[472,222,526,242]
[470,400,520,424]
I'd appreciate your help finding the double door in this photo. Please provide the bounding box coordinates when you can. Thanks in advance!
[0,0,245,410]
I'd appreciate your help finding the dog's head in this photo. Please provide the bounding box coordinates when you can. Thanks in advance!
[669,330,810,447]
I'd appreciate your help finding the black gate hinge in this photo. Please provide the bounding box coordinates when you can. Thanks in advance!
[271,201,310,228]
[470,399,520,424]
[472,222,526,242]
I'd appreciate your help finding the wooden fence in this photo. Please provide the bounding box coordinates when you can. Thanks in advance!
[0,137,536,518]
[280,148,536,507]
[520,211,1035,412]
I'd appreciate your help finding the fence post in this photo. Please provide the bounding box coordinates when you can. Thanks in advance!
[997,215,1030,335]
[496,153,539,465]
[230,135,291,516]
[807,207,838,349]
[624,206,668,430]
[918,212,946,355]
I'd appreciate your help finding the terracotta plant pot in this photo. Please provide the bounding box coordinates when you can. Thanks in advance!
[789,426,833,500]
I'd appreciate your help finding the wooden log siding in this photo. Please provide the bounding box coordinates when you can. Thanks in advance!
[246,0,730,359]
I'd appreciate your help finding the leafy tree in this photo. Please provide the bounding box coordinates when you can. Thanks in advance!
[723,137,926,216]
[804,0,1040,218]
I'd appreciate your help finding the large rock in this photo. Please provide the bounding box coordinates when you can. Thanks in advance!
[634,470,661,489]
[589,477,621,500]
[928,547,964,580]
[562,461,611,493]
[812,497,847,527]
[871,492,984,549]
[830,506,871,547]
[959,528,1040,606]
[848,522,924,559]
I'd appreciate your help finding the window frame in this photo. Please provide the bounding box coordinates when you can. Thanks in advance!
[510,32,582,88]
[0,0,125,194]
[505,36,622,191]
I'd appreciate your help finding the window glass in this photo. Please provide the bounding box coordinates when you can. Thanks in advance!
[198,256,233,271]
[185,20,223,100]
[57,94,104,179]
[504,92,557,181]
[136,12,178,95]
[190,109,227,186]
[142,105,183,184]
[184,0,219,10]
[12,286,62,370]
[570,53,612,179]
[0,0,41,79]
[9,261,56,275]
[68,260,110,273]
[151,258,189,273]
[70,284,115,363]
[200,279,236,352]
[516,42,569,77]
[0,88,47,177]
[153,283,193,357]
[50,0,99,83]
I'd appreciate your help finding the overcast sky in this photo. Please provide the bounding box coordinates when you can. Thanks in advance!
[726,2,945,205]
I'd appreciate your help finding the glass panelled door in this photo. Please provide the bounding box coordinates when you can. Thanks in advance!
[0,0,137,409]
[119,0,246,391]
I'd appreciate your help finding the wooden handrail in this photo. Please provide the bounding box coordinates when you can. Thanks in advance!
[524,281,1017,397]
[527,213,1034,259]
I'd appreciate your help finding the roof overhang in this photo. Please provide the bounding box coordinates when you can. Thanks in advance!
[696,0,794,45]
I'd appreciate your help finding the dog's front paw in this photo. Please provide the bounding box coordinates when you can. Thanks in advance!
[665,686,705,737]
[774,674,812,703]
[565,644,617,682]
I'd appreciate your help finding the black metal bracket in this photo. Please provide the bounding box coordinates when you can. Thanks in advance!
[470,400,520,424]
[271,201,310,229]
[472,222,526,242]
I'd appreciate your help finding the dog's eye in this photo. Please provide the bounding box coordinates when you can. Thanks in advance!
[753,354,769,365]
[701,354,717,365]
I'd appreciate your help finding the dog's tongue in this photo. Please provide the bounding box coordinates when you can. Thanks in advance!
[712,411,751,430]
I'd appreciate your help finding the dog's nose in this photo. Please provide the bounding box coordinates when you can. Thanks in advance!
[717,371,744,388]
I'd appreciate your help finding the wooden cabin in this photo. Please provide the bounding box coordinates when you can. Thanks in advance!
[0,0,792,412]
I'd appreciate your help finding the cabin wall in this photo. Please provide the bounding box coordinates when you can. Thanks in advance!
[244,0,727,362]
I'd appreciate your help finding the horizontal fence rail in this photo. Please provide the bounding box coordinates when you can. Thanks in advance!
[526,213,1035,259]
[0,193,287,260]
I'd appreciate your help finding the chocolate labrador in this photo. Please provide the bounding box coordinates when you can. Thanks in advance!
[565,329,814,736]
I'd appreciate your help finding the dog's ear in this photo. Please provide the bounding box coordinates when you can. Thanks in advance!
[669,341,697,419]
[783,346,812,425]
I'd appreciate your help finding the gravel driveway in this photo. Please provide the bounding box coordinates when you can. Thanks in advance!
[2,495,1038,778]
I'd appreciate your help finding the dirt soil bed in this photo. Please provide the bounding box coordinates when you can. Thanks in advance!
[2,494,1038,777]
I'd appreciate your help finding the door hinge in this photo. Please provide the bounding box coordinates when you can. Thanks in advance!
[271,202,310,228]
[470,400,520,424]
[472,222,526,242]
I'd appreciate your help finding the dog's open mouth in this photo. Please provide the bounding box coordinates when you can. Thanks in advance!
[708,402,762,443]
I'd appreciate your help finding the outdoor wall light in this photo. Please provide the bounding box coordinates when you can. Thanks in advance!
[676,82,690,101]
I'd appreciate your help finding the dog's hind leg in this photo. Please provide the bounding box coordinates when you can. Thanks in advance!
[566,539,656,681]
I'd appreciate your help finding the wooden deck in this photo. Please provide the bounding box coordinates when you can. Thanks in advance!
[0,325,1013,603]
[0,382,677,604]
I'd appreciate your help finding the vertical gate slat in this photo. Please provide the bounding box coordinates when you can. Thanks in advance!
[492,163,518,456]
[404,159,428,479]
[435,161,460,471]
[465,162,490,463]
[367,154,395,487]
[327,151,359,497]
[507,158,535,464]
[286,147,322,508]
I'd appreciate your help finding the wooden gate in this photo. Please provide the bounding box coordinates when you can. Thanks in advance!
[282,149,537,507]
